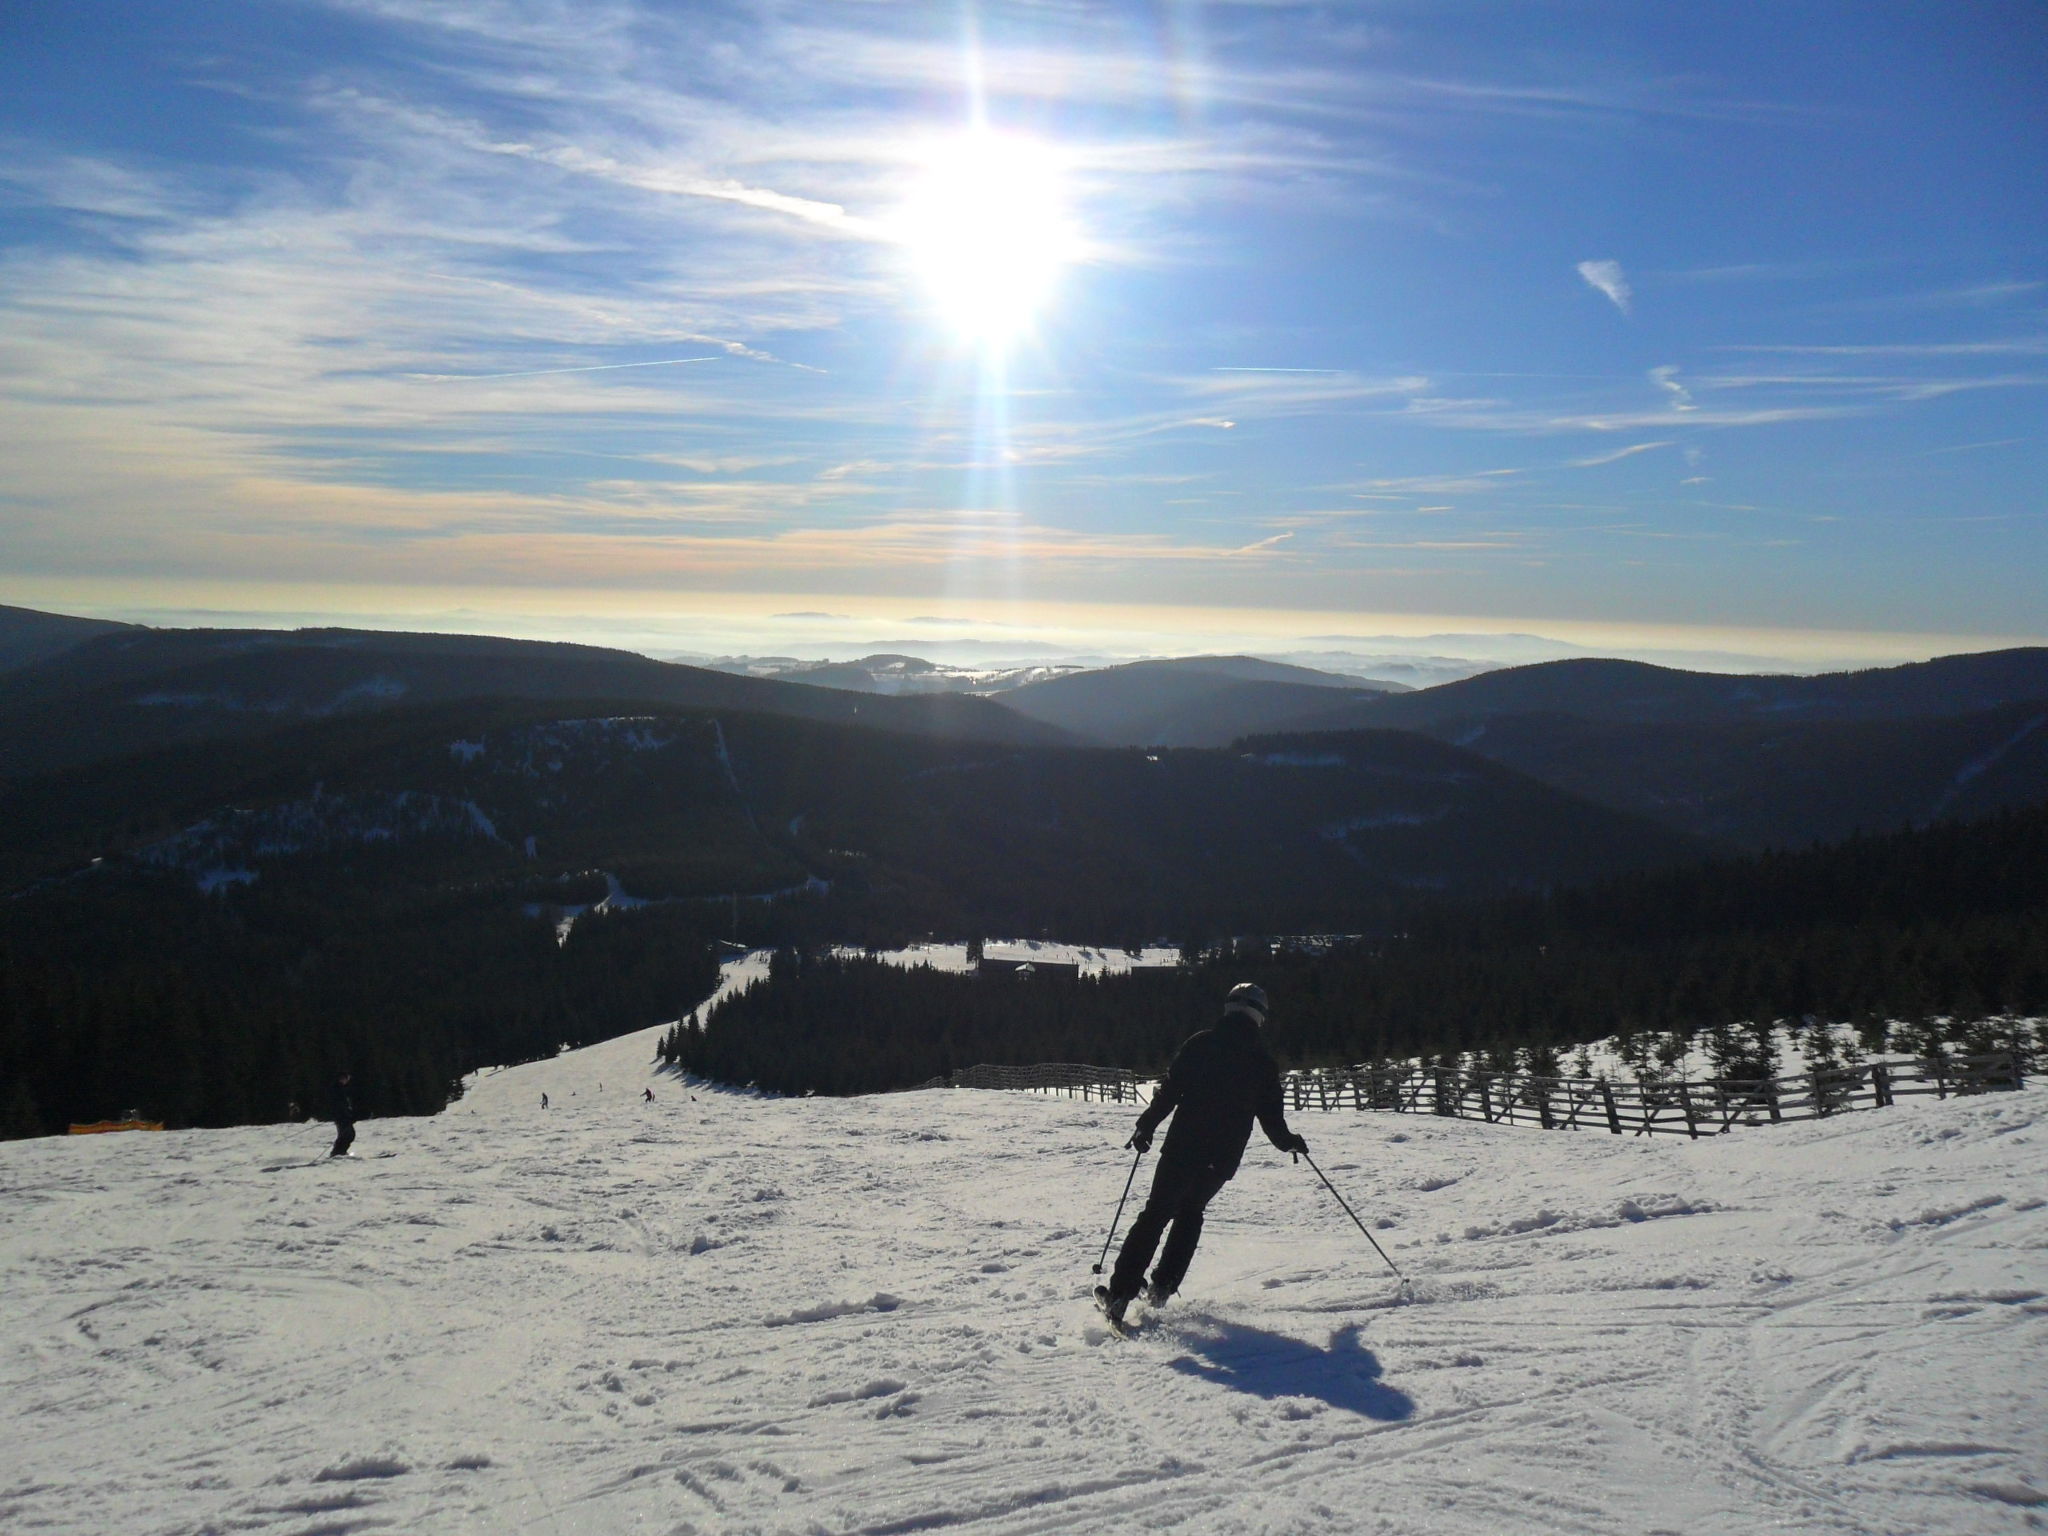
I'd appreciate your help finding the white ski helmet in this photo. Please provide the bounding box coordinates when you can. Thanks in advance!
[1225,982,1269,1024]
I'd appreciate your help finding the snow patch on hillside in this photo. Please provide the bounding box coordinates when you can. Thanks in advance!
[846,940,1183,975]
[138,790,506,889]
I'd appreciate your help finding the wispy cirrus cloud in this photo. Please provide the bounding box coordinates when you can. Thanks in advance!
[1649,366,1695,411]
[1576,259,1632,316]
[1568,441,1674,468]
[2,0,2039,638]
[1715,338,2048,356]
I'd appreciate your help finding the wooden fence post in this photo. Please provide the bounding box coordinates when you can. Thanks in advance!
[1599,1079,1622,1136]
[1677,1083,1700,1139]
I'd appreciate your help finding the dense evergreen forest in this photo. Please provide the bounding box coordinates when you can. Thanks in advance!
[663,803,2048,1096]
[0,849,722,1139]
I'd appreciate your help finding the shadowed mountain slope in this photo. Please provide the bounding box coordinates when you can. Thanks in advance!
[0,604,139,672]
[992,655,1401,747]
[1411,701,2048,849]
[1274,649,2048,733]
[0,625,1069,778]
[1,701,1711,939]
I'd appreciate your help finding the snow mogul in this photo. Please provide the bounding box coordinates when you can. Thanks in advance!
[1098,982,1308,1325]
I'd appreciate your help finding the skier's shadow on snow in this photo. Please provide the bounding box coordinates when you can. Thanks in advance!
[1165,1320,1415,1421]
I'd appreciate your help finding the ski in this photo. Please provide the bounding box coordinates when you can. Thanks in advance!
[1093,1286,1139,1337]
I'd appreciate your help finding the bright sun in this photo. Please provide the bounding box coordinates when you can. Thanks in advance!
[896,132,1081,346]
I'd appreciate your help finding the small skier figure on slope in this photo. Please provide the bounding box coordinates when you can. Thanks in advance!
[328,1072,357,1158]
[643,1087,654,1102]
[1099,982,1307,1326]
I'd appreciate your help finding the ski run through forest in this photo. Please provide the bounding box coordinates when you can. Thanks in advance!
[3,987,2044,1536]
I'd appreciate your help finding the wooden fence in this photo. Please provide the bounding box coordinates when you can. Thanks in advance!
[1281,1051,2028,1137]
[908,1051,2029,1137]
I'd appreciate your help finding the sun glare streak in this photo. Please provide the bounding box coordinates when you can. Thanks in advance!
[894,131,1082,347]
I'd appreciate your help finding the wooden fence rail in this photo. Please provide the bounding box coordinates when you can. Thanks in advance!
[907,1051,2029,1137]
[1285,1051,2027,1137]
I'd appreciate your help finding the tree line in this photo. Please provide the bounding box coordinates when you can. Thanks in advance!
[0,851,721,1140]
[663,803,2048,1096]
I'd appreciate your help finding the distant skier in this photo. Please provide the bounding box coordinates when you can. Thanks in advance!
[541,1092,549,1110]
[328,1072,357,1158]
[642,1087,654,1102]
[1098,983,1307,1325]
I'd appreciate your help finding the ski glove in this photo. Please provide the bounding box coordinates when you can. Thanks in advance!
[1280,1132,1309,1155]
[1125,1129,1152,1153]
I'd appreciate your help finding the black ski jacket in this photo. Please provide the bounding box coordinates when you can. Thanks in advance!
[1135,1011,1295,1179]
[329,1080,355,1125]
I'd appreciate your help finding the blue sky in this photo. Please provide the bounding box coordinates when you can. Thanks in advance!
[1,0,2043,666]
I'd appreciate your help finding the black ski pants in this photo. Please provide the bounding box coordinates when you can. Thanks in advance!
[1109,1156,1233,1302]
[331,1120,355,1158]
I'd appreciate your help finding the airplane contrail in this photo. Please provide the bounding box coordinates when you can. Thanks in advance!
[1211,366,1346,373]
[411,355,724,381]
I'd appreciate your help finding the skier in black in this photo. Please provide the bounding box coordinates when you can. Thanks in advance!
[329,1072,356,1158]
[1099,983,1306,1324]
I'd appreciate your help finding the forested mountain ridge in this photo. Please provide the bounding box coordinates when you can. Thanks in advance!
[1272,648,2048,733]
[990,654,1402,746]
[1399,698,2048,849]
[0,623,1070,778]
[1,702,1713,938]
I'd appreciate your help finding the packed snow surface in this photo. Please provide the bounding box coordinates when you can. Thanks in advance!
[3,1024,2044,1534]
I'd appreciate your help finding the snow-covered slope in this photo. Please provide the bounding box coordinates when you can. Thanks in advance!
[3,1009,2043,1534]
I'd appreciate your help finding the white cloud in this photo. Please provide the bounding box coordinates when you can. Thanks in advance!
[1233,532,1295,555]
[1716,339,2048,357]
[1567,441,1673,468]
[1648,366,1695,411]
[1576,259,1632,316]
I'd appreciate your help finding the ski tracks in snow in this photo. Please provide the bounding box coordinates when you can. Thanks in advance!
[2,1023,2044,1535]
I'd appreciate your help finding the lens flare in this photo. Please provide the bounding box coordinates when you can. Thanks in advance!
[896,132,1081,346]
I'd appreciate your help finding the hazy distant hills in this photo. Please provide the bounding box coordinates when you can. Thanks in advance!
[0,622,1072,779]
[0,603,138,672]
[1273,650,2048,732]
[990,655,1404,747]
[707,652,1077,694]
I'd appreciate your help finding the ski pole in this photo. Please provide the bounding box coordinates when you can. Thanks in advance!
[1302,1150,1406,1281]
[1091,1146,1145,1275]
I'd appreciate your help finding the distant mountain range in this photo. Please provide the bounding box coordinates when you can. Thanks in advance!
[1250,650,2048,849]
[1273,650,2048,731]
[3,605,2044,858]
[705,652,1077,694]
[0,623,1071,779]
